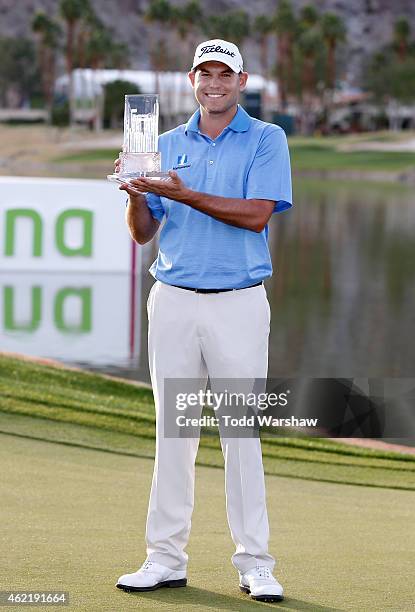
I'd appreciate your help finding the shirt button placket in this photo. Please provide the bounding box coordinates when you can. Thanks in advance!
[207,141,216,182]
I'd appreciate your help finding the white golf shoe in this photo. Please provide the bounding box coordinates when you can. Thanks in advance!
[239,565,284,602]
[116,560,187,592]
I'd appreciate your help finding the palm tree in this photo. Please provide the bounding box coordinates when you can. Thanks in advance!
[321,12,346,90]
[84,26,113,132]
[85,27,112,70]
[73,4,128,71]
[295,5,324,133]
[107,42,130,70]
[75,2,101,69]
[226,10,250,48]
[254,15,274,79]
[32,11,61,123]
[202,10,250,48]
[60,0,89,125]
[299,4,319,28]
[297,27,322,133]
[146,0,173,26]
[274,0,297,110]
[183,0,204,51]
[84,26,129,131]
[171,0,203,69]
[253,14,274,120]
[298,29,322,97]
[393,17,411,62]
[145,0,173,93]
[168,1,203,125]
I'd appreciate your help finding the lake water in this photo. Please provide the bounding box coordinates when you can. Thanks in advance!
[81,178,415,381]
[2,178,414,440]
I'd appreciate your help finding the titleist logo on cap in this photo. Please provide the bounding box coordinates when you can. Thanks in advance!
[198,44,236,59]
[192,39,243,72]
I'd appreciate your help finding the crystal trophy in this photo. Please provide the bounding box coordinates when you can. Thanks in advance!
[107,94,169,185]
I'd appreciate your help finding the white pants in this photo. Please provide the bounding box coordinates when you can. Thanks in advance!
[145,280,275,574]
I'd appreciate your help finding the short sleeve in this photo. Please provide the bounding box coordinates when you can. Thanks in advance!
[245,127,293,214]
[145,192,165,222]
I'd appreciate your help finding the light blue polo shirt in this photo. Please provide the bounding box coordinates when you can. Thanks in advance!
[145,105,293,289]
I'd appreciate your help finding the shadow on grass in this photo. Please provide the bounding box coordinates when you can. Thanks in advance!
[116,585,345,610]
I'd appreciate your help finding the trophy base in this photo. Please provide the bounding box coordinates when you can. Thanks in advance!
[108,152,170,191]
[107,171,170,184]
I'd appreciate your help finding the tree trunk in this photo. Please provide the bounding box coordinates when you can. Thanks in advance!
[45,47,55,125]
[286,37,294,97]
[398,41,406,62]
[77,29,87,69]
[260,37,268,78]
[327,40,335,90]
[259,37,269,121]
[66,21,76,127]
[92,67,104,132]
[300,55,316,135]
[38,43,54,125]
[323,40,336,134]
[303,54,315,97]
[277,37,287,111]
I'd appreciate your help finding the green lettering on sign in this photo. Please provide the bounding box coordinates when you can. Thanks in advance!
[55,209,93,256]
[54,288,92,332]
[4,286,42,331]
[5,209,42,256]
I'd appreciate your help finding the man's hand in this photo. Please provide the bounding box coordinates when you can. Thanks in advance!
[114,156,121,173]
[113,156,145,197]
[119,182,145,197]
[114,158,273,232]
[129,171,190,201]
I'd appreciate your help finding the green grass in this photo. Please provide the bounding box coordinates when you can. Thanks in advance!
[289,144,415,171]
[55,148,120,163]
[1,354,415,610]
[1,354,414,491]
[1,432,414,611]
[289,130,415,146]
[54,137,415,172]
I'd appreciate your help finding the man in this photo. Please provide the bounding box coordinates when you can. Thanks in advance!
[115,39,292,603]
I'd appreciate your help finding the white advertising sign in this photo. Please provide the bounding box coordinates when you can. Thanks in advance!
[0,177,141,366]
[0,176,131,272]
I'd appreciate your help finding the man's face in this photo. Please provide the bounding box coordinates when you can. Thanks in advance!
[188,61,248,115]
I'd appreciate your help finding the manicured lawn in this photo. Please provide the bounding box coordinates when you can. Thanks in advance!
[53,134,415,173]
[1,354,414,491]
[1,354,414,609]
[1,431,414,611]
[289,144,415,171]
[56,148,120,163]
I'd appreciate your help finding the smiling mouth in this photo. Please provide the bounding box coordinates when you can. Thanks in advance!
[205,93,226,98]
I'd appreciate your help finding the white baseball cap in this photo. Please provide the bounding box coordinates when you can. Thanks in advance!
[192,39,244,73]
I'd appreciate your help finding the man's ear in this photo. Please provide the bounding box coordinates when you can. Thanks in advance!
[239,71,248,92]
[188,70,196,87]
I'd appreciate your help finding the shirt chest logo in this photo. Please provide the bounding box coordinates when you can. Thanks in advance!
[177,154,188,165]
[173,154,191,170]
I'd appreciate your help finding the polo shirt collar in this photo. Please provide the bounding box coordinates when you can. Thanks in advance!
[228,105,251,132]
[184,105,251,134]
